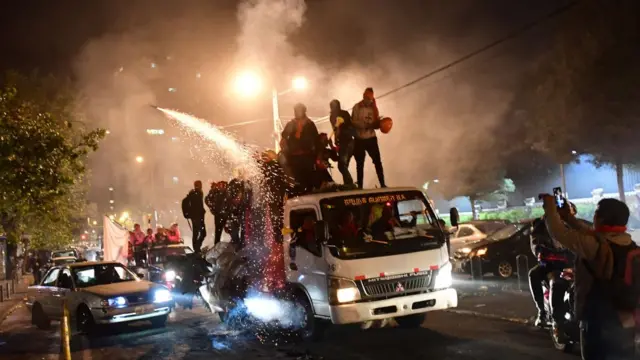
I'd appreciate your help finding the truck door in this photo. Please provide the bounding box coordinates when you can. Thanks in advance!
[284,207,330,317]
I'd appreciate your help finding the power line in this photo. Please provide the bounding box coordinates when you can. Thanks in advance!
[314,1,576,125]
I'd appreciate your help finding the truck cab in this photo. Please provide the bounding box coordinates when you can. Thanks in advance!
[282,187,457,337]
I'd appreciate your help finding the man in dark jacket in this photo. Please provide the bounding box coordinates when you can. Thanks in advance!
[329,99,355,185]
[281,103,319,193]
[205,181,229,246]
[226,177,250,248]
[183,180,206,253]
[351,87,385,188]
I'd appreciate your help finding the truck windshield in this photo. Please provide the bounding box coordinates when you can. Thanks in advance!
[320,190,443,260]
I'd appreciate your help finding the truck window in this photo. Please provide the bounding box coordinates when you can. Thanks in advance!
[289,209,321,257]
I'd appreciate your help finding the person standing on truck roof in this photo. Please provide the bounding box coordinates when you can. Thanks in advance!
[205,181,230,246]
[329,99,355,185]
[182,180,206,253]
[351,87,386,189]
[281,103,319,193]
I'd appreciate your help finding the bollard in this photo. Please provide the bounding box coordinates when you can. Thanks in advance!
[516,255,530,292]
[0,283,4,302]
[60,300,71,360]
[470,256,483,282]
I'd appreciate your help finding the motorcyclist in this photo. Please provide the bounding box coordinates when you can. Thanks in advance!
[329,99,355,185]
[528,203,577,327]
[281,103,319,193]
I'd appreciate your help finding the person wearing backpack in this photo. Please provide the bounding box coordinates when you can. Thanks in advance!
[182,180,207,253]
[541,195,637,359]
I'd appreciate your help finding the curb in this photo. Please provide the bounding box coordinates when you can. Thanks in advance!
[0,300,24,327]
[445,308,531,325]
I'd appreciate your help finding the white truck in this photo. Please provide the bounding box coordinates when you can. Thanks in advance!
[203,186,459,340]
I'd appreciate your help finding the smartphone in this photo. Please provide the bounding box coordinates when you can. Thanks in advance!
[553,187,564,208]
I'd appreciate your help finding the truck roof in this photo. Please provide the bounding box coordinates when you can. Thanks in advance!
[285,186,421,208]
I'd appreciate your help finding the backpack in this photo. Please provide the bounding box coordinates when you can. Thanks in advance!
[585,235,640,312]
[181,195,191,219]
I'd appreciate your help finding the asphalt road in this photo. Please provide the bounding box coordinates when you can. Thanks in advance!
[0,302,576,360]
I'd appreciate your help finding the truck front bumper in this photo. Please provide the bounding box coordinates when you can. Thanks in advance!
[329,288,458,325]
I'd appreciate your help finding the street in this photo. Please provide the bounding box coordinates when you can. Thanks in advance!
[0,301,575,360]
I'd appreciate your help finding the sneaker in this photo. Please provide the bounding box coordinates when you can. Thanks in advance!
[534,312,549,328]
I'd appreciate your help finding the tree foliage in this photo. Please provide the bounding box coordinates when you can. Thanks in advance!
[0,71,105,251]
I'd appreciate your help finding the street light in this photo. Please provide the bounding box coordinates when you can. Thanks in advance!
[135,156,144,163]
[292,76,308,91]
[233,71,262,98]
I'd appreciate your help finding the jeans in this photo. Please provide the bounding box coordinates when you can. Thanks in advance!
[354,137,385,188]
[337,141,354,185]
[288,154,315,192]
[191,217,206,253]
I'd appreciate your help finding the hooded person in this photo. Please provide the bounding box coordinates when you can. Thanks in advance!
[205,181,230,246]
[182,180,206,253]
[281,103,319,193]
[351,87,386,188]
[329,99,355,185]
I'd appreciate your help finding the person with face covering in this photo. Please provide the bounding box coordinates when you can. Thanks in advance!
[329,99,355,185]
[351,87,386,189]
[281,103,319,193]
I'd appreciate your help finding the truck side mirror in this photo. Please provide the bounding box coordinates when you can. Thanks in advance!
[314,220,327,243]
[449,207,460,228]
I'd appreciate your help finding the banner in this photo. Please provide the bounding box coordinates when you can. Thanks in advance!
[103,216,129,265]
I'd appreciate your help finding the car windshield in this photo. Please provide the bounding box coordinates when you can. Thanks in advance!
[487,224,525,241]
[52,250,76,258]
[72,263,137,288]
[320,190,443,260]
[149,246,193,265]
[474,222,507,235]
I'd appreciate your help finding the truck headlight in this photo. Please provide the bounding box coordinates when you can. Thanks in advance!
[328,277,361,304]
[153,288,173,303]
[434,262,453,289]
[105,296,128,308]
[164,270,176,282]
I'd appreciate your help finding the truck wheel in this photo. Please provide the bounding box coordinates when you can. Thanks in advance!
[294,292,325,341]
[395,313,426,328]
[32,303,51,330]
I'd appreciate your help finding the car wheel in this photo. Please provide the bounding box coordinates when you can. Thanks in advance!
[293,292,325,341]
[32,303,51,330]
[494,261,514,279]
[395,313,426,328]
[150,314,168,328]
[76,305,95,334]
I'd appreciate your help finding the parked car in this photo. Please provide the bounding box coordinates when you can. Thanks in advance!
[26,261,173,333]
[452,222,535,279]
[449,220,511,253]
[51,256,77,266]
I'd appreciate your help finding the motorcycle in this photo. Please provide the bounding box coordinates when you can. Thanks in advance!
[538,251,579,353]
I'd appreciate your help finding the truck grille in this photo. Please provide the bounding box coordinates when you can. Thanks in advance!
[361,271,432,297]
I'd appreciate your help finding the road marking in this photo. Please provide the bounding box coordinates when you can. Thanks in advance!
[445,308,531,325]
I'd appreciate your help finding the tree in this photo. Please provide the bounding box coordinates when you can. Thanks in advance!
[0,72,104,275]
[523,0,640,202]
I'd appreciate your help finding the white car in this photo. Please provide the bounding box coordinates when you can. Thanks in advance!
[26,261,173,333]
[449,221,509,253]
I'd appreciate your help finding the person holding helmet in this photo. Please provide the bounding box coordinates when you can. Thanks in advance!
[281,103,319,192]
[351,87,386,188]
[528,202,578,328]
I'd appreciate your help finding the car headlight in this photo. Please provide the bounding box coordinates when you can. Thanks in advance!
[153,288,173,303]
[434,262,453,289]
[104,296,128,308]
[164,270,176,282]
[328,277,361,304]
[475,248,488,256]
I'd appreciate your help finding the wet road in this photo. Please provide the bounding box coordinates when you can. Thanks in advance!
[0,303,575,360]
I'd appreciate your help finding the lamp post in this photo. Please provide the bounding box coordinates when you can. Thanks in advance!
[233,72,308,152]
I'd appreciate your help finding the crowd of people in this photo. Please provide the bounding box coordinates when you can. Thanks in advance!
[127,222,182,262]
[179,86,391,254]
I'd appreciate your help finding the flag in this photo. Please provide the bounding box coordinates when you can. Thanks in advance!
[103,216,129,265]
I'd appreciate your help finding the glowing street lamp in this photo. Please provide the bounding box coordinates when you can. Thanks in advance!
[135,156,144,163]
[292,76,308,91]
[233,71,262,98]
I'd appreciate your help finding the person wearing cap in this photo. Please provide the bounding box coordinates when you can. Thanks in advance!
[329,99,355,185]
[351,87,386,188]
[182,180,206,253]
[281,103,319,192]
